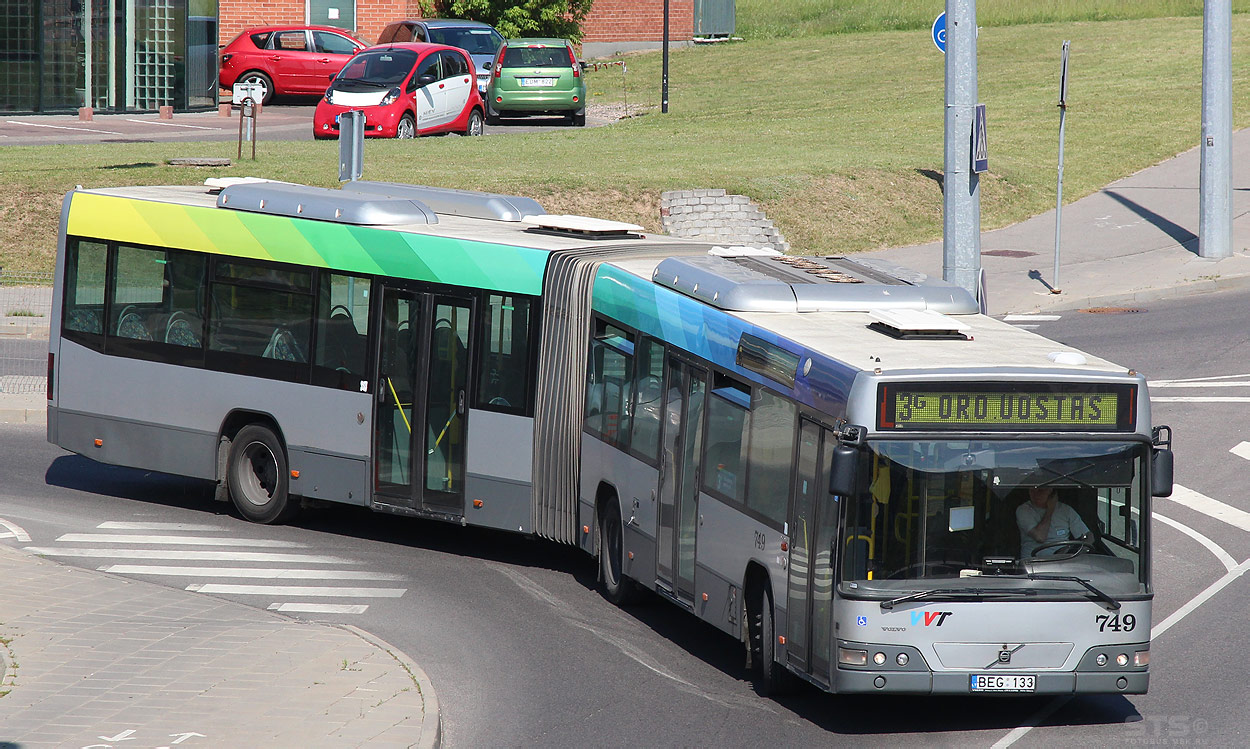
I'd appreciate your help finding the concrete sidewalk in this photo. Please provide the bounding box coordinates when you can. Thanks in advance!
[860,128,1250,316]
[0,543,439,747]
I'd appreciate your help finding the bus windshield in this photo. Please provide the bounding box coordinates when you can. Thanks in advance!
[841,439,1148,596]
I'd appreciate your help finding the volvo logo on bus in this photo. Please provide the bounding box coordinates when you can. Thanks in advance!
[998,649,1012,664]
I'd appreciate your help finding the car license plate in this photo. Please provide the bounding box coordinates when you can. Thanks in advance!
[519,77,557,87]
[970,674,1036,693]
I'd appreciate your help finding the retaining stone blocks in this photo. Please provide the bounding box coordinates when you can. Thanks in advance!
[660,189,790,253]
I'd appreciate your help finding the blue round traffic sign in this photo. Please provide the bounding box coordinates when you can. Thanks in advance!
[932,12,946,53]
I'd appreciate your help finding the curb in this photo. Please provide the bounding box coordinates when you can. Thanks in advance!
[1005,269,1250,315]
[0,408,44,425]
[342,625,442,749]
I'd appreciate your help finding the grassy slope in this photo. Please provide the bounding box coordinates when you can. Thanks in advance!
[4,15,1250,271]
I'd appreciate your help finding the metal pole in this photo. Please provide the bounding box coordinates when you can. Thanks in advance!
[1199,0,1232,259]
[662,0,670,113]
[1053,40,1070,293]
[942,0,981,301]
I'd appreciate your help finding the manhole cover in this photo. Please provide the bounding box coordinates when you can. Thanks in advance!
[983,249,1039,258]
[1080,307,1144,314]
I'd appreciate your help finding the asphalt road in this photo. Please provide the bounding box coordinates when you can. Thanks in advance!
[2,286,1249,745]
[0,101,603,147]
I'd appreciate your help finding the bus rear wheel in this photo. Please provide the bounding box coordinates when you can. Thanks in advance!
[599,500,639,605]
[227,424,299,524]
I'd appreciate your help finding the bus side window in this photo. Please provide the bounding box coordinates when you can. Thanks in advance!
[703,374,750,502]
[64,239,108,337]
[313,272,370,389]
[628,338,664,462]
[475,293,532,412]
[745,388,797,525]
[585,320,633,449]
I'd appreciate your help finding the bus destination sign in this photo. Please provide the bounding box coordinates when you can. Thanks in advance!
[878,383,1136,432]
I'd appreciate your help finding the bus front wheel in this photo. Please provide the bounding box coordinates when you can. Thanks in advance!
[751,584,794,697]
[227,424,299,524]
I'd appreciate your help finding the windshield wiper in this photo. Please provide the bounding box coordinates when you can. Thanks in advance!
[1027,573,1121,610]
[879,587,1036,612]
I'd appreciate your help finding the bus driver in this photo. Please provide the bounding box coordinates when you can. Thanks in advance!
[1017,485,1089,557]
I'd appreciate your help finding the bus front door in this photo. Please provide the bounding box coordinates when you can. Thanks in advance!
[786,420,838,682]
[656,357,705,605]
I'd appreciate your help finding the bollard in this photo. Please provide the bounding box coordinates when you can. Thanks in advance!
[218,103,232,117]
[78,107,93,121]
[159,105,174,119]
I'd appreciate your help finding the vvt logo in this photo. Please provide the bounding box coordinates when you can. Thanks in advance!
[910,611,952,627]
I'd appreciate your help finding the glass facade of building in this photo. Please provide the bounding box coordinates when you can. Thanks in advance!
[0,0,217,113]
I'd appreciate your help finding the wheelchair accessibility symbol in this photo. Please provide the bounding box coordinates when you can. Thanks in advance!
[857,616,868,626]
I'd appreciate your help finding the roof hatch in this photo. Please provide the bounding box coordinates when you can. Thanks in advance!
[523,215,645,240]
[217,181,438,225]
[341,181,545,222]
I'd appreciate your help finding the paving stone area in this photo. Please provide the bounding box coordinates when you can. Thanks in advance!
[0,545,437,748]
[660,188,790,252]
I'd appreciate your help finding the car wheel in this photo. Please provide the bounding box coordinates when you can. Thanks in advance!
[396,113,416,139]
[237,71,273,106]
[464,108,484,136]
[227,424,298,524]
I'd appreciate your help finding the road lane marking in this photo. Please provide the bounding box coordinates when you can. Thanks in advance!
[123,118,222,130]
[186,583,406,597]
[5,120,122,134]
[1164,485,1250,533]
[1153,512,1237,572]
[268,603,370,614]
[24,547,349,563]
[1151,397,1250,403]
[1002,314,1061,321]
[97,564,403,579]
[1150,373,1250,385]
[1150,381,1250,389]
[0,518,31,543]
[1231,442,1250,461]
[55,533,305,546]
[96,521,229,531]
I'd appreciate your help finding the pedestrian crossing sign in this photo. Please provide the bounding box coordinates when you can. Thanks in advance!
[973,103,988,173]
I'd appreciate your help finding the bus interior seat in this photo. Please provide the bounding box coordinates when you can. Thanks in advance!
[165,311,202,346]
[68,308,103,334]
[706,441,742,498]
[116,307,153,341]
[263,327,305,362]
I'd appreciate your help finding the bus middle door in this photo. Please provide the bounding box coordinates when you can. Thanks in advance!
[656,356,705,605]
[786,419,839,683]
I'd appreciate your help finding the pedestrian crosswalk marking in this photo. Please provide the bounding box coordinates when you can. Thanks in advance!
[97,564,404,580]
[1166,484,1250,534]
[56,533,306,547]
[269,603,370,614]
[97,521,229,531]
[25,547,351,563]
[187,583,406,597]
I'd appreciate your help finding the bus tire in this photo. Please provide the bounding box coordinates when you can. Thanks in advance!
[599,499,639,605]
[752,584,794,697]
[227,424,299,524]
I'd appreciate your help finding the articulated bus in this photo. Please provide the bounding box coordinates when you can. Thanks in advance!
[49,179,1173,697]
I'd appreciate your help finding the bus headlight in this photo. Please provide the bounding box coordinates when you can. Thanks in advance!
[838,647,868,666]
[1134,650,1150,667]
[1116,653,1130,667]
[873,652,886,665]
[896,653,909,666]
[1096,654,1108,666]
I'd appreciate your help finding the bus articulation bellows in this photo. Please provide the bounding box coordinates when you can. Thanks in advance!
[49,179,1173,697]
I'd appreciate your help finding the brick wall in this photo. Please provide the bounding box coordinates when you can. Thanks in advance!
[582,0,694,44]
[217,0,425,47]
[218,0,691,48]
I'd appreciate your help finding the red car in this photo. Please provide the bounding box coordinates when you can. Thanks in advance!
[220,25,366,105]
[313,43,485,139]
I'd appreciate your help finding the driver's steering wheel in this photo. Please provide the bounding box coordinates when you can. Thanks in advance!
[1029,537,1096,558]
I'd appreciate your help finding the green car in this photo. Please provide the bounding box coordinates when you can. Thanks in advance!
[486,38,587,126]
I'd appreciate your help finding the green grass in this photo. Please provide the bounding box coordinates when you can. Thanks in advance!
[736,0,1250,39]
[5,14,1250,272]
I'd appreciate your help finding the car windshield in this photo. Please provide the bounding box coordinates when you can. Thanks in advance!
[428,27,501,55]
[840,439,1148,597]
[501,46,569,68]
[333,49,418,87]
